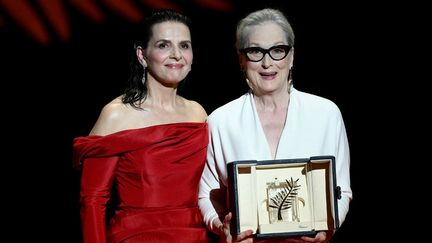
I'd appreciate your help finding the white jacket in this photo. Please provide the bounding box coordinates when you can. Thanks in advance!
[199,88,352,232]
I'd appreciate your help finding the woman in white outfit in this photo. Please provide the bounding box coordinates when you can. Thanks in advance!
[199,8,352,243]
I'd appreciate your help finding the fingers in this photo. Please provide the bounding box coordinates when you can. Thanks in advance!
[220,213,233,243]
[224,212,232,224]
[235,229,254,242]
[224,212,255,242]
[300,231,327,242]
[222,212,232,236]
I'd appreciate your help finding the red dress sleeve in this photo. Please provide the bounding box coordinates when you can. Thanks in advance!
[79,155,119,243]
[73,123,208,242]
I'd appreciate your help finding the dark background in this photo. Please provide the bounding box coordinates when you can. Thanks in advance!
[0,0,404,242]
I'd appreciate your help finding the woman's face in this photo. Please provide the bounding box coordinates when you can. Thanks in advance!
[241,22,293,95]
[140,21,193,86]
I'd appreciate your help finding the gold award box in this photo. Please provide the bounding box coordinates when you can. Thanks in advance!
[227,156,341,239]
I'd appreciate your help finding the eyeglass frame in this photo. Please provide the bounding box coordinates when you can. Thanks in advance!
[240,45,292,62]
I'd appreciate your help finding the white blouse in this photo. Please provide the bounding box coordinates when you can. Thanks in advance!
[198,88,352,232]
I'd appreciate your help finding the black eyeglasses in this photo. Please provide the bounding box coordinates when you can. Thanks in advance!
[240,45,292,62]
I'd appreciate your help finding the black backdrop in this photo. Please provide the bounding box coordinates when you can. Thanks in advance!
[0,0,390,241]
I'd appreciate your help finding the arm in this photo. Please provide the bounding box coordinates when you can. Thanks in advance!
[198,127,253,242]
[334,114,352,224]
[302,110,352,243]
[80,156,118,243]
[198,138,226,234]
[80,101,122,242]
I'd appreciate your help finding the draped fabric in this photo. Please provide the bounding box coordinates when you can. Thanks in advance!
[74,123,210,243]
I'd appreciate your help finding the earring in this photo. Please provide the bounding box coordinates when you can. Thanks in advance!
[142,67,147,85]
[288,67,293,93]
[246,77,252,90]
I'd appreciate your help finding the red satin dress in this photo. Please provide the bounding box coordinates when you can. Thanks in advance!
[73,123,210,243]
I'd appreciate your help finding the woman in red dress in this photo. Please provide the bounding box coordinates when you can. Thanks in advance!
[73,9,209,243]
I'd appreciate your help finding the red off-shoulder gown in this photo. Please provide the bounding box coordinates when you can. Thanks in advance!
[73,123,210,243]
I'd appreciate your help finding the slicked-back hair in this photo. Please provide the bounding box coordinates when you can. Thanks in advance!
[122,9,192,109]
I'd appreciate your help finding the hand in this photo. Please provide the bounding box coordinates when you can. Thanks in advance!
[255,231,329,243]
[300,231,328,242]
[217,214,329,243]
[218,212,254,243]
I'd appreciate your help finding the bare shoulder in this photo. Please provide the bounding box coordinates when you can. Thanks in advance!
[183,98,208,122]
[90,96,127,136]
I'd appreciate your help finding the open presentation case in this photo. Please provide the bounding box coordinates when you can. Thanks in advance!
[227,156,341,239]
